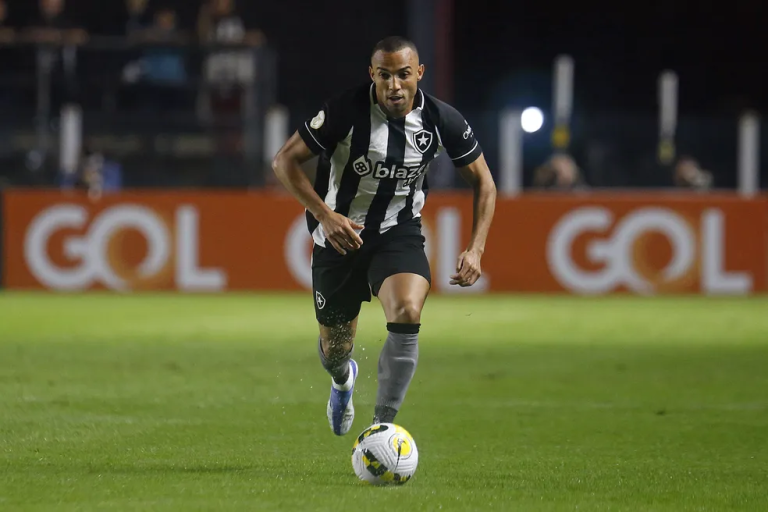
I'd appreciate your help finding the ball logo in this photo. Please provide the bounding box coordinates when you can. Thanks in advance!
[547,206,752,295]
[24,204,227,291]
[390,433,413,459]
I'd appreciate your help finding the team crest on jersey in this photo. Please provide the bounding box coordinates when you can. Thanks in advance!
[310,110,326,129]
[413,129,433,154]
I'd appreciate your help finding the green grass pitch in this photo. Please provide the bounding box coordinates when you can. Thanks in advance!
[1,292,767,511]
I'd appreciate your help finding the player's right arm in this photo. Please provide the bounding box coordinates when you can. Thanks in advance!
[272,132,363,255]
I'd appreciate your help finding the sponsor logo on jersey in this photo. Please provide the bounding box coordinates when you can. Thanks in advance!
[372,162,427,186]
[462,121,473,140]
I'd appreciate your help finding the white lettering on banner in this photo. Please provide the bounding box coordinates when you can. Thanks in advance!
[175,207,227,291]
[24,204,226,291]
[701,209,752,294]
[284,208,489,293]
[286,214,313,290]
[546,206,752,295]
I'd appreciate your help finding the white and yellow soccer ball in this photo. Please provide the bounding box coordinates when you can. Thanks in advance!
[351,423,418,485]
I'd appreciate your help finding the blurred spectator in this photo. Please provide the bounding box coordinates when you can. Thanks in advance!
[137,7,188,86]
[198,0,265,48]
[198,0,265,54]
[81,150,123,200]
[60,148,123,199]
[125,0,150,38]
[22,0,88,106]
[197,0,264,119]
[196,0,265,183]
[533,152,588,190]
[673,155,713,190]
[24,0,87,45]
[20,0,88,173]
[121,6,189,111]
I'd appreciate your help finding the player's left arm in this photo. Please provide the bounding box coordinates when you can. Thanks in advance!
[452,153,497,287]
[436,103,497,287]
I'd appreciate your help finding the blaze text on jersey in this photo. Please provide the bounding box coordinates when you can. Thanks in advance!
[351,156,428,187]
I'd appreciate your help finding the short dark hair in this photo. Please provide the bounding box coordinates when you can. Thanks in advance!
[371,36,419,60]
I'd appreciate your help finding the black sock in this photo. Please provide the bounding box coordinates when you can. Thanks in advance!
[373,405,398,424]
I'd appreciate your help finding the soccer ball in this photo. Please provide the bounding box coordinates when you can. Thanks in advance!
[351,423,418,485]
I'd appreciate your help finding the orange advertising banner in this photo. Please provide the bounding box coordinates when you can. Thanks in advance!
[3,190,767,295]
[2,190,308,292]
[421,193,768,295]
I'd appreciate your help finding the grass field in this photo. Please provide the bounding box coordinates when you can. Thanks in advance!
[1,292,767,511]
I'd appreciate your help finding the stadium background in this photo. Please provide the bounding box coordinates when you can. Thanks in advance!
[1,0,766,294]
[1,1,767,510]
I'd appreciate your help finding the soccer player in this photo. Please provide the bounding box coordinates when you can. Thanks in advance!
[272,36,496,435]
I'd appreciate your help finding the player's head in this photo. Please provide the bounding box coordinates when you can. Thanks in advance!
[369,36,424,118]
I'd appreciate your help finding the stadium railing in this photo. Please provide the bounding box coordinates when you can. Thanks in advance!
[0,37,278,189]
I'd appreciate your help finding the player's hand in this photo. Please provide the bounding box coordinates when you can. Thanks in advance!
[450,249,482,287]
[319,211,364,255]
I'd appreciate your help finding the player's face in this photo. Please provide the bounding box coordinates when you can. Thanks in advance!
[369,48,424,118]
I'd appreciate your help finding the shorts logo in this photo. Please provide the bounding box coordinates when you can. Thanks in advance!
[315,291,326,309]
[413,130,433,154]
[310,110,325,129]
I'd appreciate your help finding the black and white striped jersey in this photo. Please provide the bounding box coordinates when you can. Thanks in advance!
[298,82,483,247]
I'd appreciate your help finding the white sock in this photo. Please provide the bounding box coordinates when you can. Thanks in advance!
[331,362,354,391]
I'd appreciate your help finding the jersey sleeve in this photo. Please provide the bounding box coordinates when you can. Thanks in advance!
[298,94,351,154]
[438,105,483,167]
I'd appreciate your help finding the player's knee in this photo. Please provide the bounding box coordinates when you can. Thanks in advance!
[390,301,422,324]
[321,322,355,354]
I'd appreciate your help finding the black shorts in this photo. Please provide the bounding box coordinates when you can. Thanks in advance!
[311,218,431,327]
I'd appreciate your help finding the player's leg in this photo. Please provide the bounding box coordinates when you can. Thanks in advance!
[367,220,431,424]
[312,244,370,436]
[318,318,361,436]
[372,273,429,424]
[317,318,357,388]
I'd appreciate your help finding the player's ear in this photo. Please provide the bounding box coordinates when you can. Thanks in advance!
[369,65,375,82]
[417,64,425,81]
